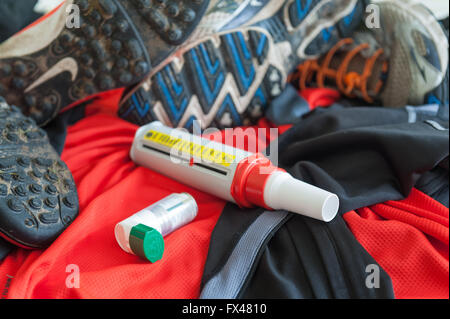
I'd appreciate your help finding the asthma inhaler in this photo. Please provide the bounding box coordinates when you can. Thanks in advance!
[130,122,339,222]
[115,193,198,262]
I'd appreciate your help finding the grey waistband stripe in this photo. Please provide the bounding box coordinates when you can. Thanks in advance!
[200,210,289,299]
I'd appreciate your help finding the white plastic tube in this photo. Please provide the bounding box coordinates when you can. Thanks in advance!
[264,171,339,222]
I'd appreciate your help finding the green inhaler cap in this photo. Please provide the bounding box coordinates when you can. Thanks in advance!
[129,224,165,263]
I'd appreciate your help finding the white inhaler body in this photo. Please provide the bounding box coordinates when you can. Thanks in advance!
[115,193,198,261]
[130,122,339,222]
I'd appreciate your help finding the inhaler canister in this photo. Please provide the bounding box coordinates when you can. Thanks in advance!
[130,122,339,222]
[115,193,198,262]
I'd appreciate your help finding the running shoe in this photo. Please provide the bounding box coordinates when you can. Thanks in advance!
[291,0,449,107]
[118,0,367,130]
[0,96,78,249]
[0,0,211,126]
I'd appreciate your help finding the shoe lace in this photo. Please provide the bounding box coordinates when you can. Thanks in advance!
[291,38,388,103]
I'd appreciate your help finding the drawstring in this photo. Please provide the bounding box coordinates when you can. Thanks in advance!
[291,38,388,103]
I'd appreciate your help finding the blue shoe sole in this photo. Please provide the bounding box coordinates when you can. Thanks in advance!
[118,0,366,130]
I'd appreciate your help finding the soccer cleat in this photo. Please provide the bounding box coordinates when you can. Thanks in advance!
[291,0,449,107]
[0,97,78,249]
[118,0,367,130]
[0,0,211,126]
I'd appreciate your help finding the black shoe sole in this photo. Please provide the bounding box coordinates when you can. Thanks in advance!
[0,0,210,126]
[118,0,210,66]
[0,97,78,249]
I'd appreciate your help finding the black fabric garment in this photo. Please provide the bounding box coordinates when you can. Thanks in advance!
[201,104,449,299]
[43,104,88,155]
[415,160,449,208]
[0,0,40,43]
[265,84,367,127]
[443,17,449,32]
[202,204,395,299]
[0,238,13,261]
[277,104,449,215]
[244,211,394,298]
[265,85,312,125]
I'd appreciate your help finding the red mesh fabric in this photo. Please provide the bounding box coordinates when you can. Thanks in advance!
[344,188,449,299]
